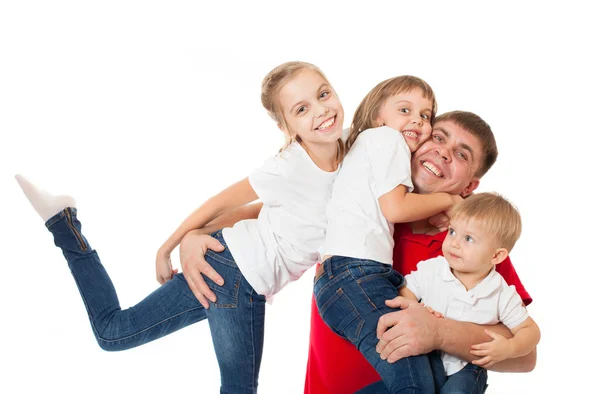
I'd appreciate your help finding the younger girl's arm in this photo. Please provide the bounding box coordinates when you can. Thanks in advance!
[379,185,462,223]
[157,178,258,259]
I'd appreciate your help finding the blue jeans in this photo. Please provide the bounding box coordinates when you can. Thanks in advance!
[438,363,487,394]
[356,350,487,394]
[46,208,266,394]
[314,256,436,394]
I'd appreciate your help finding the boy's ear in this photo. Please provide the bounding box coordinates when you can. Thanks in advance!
[460,178,480,198]
[491,247,509,266]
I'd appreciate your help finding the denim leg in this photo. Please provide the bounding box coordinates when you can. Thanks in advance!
[355,352,447,394]
[428,351,448,392]
[440,364,488,394]
[355,380,390,394]
[46,208,206,351]
[203,246,266,394]
[314,257,435,394]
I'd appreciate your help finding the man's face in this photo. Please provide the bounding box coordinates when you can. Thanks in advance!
[411,120,483,196]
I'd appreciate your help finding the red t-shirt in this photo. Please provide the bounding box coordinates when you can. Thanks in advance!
[304,223,532,394]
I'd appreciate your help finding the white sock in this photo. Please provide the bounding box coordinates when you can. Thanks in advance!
[15,174,76,222]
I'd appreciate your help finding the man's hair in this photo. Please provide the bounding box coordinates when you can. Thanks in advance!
[434,111,497,177]
[449,192,522,252]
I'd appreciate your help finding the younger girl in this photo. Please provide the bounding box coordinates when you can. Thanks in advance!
[16,61,345,394]
[314,76,462,393]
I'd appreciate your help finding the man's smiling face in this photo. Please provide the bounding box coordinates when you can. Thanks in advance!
[411,120,483,197]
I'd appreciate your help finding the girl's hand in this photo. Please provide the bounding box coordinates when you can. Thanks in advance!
[427,212,450,233]
[179,232,225,309]
[156,250,178,284]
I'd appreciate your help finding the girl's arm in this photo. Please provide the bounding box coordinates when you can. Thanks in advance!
[379,185,462,223]
[158,177,258,258]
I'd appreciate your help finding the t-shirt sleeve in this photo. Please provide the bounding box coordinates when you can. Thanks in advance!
[362,127,413,198]
[247,153,290,205]
[498,281,530,329]
[496,256,532,306]
[405,258,436,302]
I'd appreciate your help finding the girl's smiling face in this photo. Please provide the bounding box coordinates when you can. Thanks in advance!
[277,69,344,149]
[375,89,433,152]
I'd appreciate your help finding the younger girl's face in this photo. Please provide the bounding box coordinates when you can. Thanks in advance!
[278,69,344,149]
[376,89,433,152]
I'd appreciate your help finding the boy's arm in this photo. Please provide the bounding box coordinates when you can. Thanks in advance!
[470,317,540,369]
[379,185,462,223]
[376,296,537,372]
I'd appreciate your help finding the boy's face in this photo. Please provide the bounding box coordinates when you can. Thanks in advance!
[375,89,433,152]
[278,69,344,149]
[442,218,503,276]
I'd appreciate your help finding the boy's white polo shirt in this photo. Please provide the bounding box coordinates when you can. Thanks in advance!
[405,256,529,375]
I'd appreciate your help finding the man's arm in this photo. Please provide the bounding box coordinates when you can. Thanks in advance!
[376,296,536,372]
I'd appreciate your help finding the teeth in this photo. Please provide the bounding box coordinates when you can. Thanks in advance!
[317,116,335,130]
[423,161,442,177]
[403,131,418,139]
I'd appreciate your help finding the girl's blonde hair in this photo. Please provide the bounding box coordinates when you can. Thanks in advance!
[346,75,437,152]
[449,192,522,252]
[261,61,345,161]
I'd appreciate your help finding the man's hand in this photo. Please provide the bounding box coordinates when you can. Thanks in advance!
[470,329,512,369]
[179,232,225,309]
[155,250,179,284]
[375,296,442,363]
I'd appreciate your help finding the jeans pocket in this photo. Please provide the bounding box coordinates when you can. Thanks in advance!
[318,288,365,343]
[204,251,242,308]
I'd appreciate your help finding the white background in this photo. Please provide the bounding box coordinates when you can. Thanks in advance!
[1,1,598,393]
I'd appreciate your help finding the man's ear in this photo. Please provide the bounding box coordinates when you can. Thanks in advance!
[460,178,480,198]
[491,247,509,265]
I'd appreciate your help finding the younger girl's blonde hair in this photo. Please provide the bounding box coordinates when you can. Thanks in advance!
[261,61,345,161]
[346,75,437,152]
[449,192,522,253]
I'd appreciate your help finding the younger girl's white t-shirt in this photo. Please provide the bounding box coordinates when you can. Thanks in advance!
[322,126,413,265]
[223,142,339,298]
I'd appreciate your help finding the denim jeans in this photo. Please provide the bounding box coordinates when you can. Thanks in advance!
[356,349,486,394]
[46,208,266,394]
[314,256,436,394]
[438,363,487,394]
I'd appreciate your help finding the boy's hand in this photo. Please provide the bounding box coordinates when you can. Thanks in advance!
[470,329,512,368]
[156,251,178,284]
[424,305,444,319]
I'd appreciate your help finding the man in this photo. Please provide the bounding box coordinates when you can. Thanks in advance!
[180,111,535,393]
[304,111,534,393]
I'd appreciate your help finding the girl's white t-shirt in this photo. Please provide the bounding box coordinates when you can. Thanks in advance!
[223,142,340,298]
[322,126,413,265]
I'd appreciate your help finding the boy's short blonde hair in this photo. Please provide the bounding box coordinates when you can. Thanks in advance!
[449,192,522,252]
